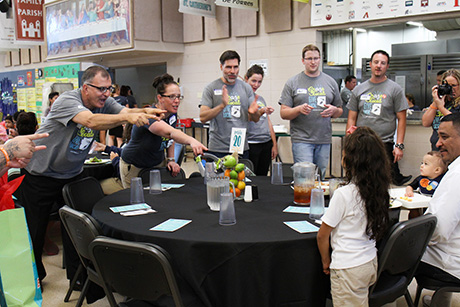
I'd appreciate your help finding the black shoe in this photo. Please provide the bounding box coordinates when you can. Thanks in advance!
[394,175,412,186]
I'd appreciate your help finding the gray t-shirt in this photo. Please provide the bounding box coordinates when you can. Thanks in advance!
[201,78,255,152]
[279,71,342,144]
[248,95,271,144]
[26,88,124,179]
[340,87,352,105]
[347,78,408,143]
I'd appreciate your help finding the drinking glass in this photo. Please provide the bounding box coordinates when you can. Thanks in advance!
[310,188,325,220]
[219,192,236,226]
[271,162,284,185]
[149,169,162,194]
[130,177,145,204]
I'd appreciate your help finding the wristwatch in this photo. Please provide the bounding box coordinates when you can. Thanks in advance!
[395,143,405,150]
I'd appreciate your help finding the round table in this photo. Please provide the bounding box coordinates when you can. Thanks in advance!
[92,176,329,307]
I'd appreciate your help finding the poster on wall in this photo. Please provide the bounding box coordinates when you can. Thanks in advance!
[44,0,133,60]
[310,0,460,27]
[179,0,216,18]
[215,0,258,11]
[0,11,16,50]
[13,0,44,43]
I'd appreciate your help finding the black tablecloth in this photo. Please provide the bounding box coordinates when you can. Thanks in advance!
[92,177,329,307]
[82,153,114,180]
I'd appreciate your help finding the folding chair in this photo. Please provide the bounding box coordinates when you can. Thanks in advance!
[89,236,185,307]
[59,206,116,307]
[368,214,437,306]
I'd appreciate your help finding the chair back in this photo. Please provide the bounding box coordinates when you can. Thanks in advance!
[59,205,102,267]
[174,143,186,166]
[369,214,437,306]
[138,167,186,185]
[62,176,105,214]
[89,236,184,307]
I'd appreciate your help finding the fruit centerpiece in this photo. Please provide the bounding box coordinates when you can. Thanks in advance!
[219,154,246,198]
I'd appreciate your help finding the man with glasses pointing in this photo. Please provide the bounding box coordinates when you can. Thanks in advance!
[279,44,342,179]
[17,66,165,290]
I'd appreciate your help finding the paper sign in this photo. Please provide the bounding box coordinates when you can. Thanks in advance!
[110,203,151,213]
[283,206,310,214]
[150,219,192,232]
[229,127,246,155]
[284,221,319,233]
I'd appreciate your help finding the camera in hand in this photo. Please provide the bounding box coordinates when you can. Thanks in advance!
[438,80,453,98]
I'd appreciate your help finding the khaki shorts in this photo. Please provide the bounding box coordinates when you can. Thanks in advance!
[330,257,377,307]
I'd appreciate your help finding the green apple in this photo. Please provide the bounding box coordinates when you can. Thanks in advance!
[235,163,245,172]
[230,170,238,180]
[230,179,238,188]
[223,155,237,168]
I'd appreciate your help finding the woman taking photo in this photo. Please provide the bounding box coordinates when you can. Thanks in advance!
[120,74,207,188]
[422,69,460,150]
[244,65,277,176]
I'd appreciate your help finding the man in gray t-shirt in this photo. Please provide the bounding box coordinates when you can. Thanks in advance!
[347,50,411,186]
[200,50,269,158]
[279,44,342,179]
[17,66,165,284]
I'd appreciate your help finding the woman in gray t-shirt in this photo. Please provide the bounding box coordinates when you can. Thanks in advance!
[245,65,277,176]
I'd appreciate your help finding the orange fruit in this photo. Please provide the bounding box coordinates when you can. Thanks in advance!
[224,169,231,178]
[237,170,245,181]
[234,188,241,197]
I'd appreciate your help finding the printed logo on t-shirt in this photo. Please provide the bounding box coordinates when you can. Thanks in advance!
[159,138,173,151]
[69,126,94,154]
[306,86,326,109]
[223,93,242,120]
[256,100,267,118]
[362,92,386,116]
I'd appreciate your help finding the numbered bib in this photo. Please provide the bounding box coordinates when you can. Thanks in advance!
[229,127,247,155]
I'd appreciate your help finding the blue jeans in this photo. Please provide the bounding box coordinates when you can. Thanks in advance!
[292,143,330,180]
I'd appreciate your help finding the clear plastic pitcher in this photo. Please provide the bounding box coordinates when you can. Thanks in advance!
[291,162,316,205]
[206,177,235,211]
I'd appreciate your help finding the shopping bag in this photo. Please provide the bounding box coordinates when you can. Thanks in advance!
[0,208,42,307]
[0,173,24,211]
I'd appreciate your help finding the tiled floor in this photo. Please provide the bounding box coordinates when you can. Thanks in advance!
[39,157,460,306]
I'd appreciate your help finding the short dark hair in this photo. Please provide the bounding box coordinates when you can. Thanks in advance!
[4,115,13,122]
[437,70,447,76]
[81,66,110,84]
[219,50,240,65]
[16,112,38,135]
[441,113,460,135]
[48,92,59,100]
[302,44,321,59]
[345,75,356,83]
[120,85,130,97]
[371,50,390,65]
[13,110,24,122]
[245,64,264,79]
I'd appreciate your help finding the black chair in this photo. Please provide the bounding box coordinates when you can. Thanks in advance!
[59,206,116,307]
[368,214,437,307]
[138,167,186,186]
[89,236,185,307]
[62,176,105,214]
[414,275,460,306]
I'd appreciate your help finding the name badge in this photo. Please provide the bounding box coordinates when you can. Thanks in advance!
[229,127,246,155]
[360,94,370,100]
[214,89,223,96]
[296,88,307,94]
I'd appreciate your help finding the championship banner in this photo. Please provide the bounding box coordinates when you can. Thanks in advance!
[13,0,44,43]
[215,0,258,11]
[179,0,216,18]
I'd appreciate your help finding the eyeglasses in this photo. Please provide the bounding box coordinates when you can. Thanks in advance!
[304,57,321,62]
[161,94,184,101]
[86,83,115,93]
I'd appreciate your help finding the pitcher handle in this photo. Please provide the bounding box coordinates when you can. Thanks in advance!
[229,182,236,198]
